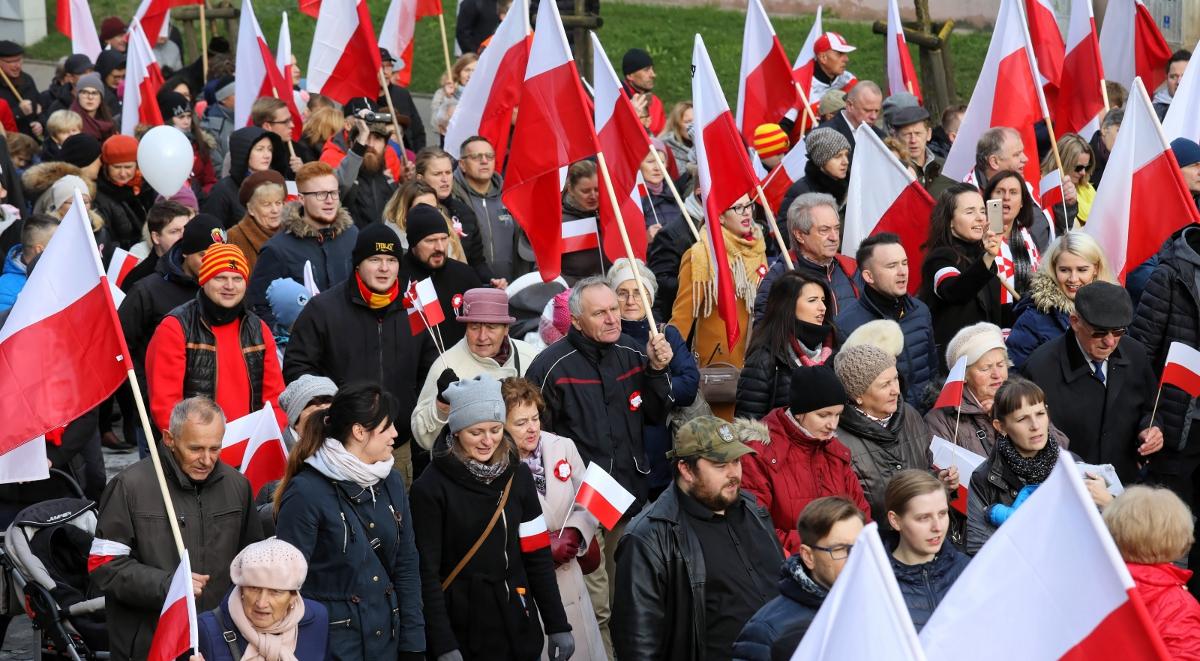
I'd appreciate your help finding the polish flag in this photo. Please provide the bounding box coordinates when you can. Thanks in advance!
[693,34,760,349]
[444,0,529,162]
[841,124,935,295]
[221,403,287,494]
[792,523,925,661]
[299,0,320,17]
[735,0,800,142]
[106,247,140,289]
[943,0,1047,198]
[886,0,923,103]
[147,551,199,661]
[591,32,650,263]
[404,277,445,335]
[307,0,384,105]
[759,143,807,215]
[235,0,302,139]
[87,538,131,572]
[1039,168,1065,209]
[502,0,599,282]
[932,356,968,410]
[380,0,437,87]
[56,0,102,60]
[518,514,551,552]
[1099,0,1173,92]
[919,451,1172,660]
[1083,78,1198,281]
[1023,0,1065,92]
[0,190,128,454]
[1162,38,1200,143]
[277,13,294,93]
[929,436,986,516]
[574,462,636,530]
[562,217,601,254]
[121,21,165,136]
[1161,341,1200,397]
[1053,0,1106,137]
[131,0,202,50]
[792,5,824,98]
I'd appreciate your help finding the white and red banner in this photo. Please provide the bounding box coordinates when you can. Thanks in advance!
[518,514,551,552]
[1039,168,1065,210]
[107,247,139,290]
[307,0,384,104]
[1161,341,1200,398]
[131,0,202,52]
[574,462,635,530]
[1053,0,1106,137]
[1099,0,1173,92]
[920,451,1172,660]
[1083,78,1198,281]
[379,0,440,87]
[735,0,800,142]
[791,5,823,99]
[405,277,444,335]
[443,0,529,162]
[933,356,968,410]
[760,143,807,215]
[235,0,301,139]
[0,190,128,454]
[561,216,601,254]
[55,0,101,60]
[121,20,165,136]
[503,0,598,282]
[885,0,922,102]
[1162,38,1200,143]
[87,538,132,573]
[1023,0,1065,93]
[842,124,935,295]
[929,436,985,516]
[221,403,288,494]
[277,11,293,85]
[147,550,199,661]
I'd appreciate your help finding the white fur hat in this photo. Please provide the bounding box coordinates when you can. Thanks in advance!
[841,319,904,357]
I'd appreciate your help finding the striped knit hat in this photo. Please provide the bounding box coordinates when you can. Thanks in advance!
[198,243,250,285]
[753,123,789,159]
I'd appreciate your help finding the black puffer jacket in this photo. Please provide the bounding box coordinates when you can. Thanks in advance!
[836,403,933,525]
[918,238,1005,368]
[93,173,157,249]
[883,533,970,630]
[735,338,836,421]
[201,127,288,229]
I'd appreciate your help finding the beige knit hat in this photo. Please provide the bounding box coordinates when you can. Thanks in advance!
[230,538,308,591]
[834,344,896,401]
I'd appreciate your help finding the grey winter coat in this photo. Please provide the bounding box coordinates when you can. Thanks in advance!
[836,403,933,525]
[450,170,531,281]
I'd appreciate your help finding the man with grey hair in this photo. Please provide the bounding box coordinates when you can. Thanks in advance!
[973,126,1028,187]
[524,276,674,654]
[818,80,885,148]
[754,192,860,323]
[92,396,263,661]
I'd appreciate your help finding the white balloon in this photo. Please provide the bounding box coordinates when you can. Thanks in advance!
[137,125,194,197]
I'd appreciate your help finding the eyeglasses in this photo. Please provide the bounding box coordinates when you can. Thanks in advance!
[1074,164,1089,173]
[300,190,340,201]
[1088,327,1126,339]
[809,543,853,560]
[463,152,496,162]
[269,116,295,126]
[729,202,755,215]
[78,89,101,97]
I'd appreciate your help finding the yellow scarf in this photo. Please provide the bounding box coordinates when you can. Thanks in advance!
[689,224,767,319]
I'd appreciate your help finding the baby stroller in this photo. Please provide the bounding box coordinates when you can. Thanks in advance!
[0,470,108,660]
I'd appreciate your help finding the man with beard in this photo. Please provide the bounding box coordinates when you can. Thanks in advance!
[622,49,665,135]
[400,203,484,350]
[332,114,398,228]
[613,416,781,661]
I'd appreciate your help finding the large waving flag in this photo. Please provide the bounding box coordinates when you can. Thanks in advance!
[842,124,935,294]
[131,0,202,51]
[1100,0,1173,92]
[736,0,800,142]
[307,0,384,104]
[502,0,598,282]
[1023,0,1065,92]
[943,0,1046,196]
[379,0,439,87]
[121,21,165,136]
[56,0,101,60]
[0,191,128,454]
[235,0,301,137]
[444,0,530,162]
[792,523,926,661]
[920,451,1171,660]
[792,5,824,98]
[1053,0,1106,137]
[221,402,288,494]
[693,33,759,349]
[885,0,922,103]
[1162,38,1200,142]
[592,32,650,263]
[146,551,199,661]
[1083,77,1198,281]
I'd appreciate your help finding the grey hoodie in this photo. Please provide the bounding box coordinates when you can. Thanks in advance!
[451,169,527,280]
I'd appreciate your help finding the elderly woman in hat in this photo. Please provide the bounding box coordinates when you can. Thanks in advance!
[94,134,158,249]
[228,170,287,271]
[412,287,540,451]
[194,538,330,661]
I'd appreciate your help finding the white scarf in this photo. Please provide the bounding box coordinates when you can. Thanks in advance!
[304,439,394,489]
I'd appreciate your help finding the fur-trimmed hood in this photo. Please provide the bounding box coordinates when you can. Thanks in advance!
[732,417,771,445]
[1028,269,1074,316]
[281,202,354,239]
[23,161,85,202]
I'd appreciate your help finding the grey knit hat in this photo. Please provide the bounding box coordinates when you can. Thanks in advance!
[278,374,337,429]
[76,72,105,95]
[445,375,506,435]
[833,344,896,401]
[804,127,851,167]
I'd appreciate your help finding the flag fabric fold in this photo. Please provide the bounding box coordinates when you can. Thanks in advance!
[886,0,923,102]
[131,0,203,51]
[574,463,635,530]
[121,21,165,136]
[1053,0,1106,137]
[307,0,384,104]
[1162,37,1200,143]
[1099,0,1173,92]
[56,0,102,59]
[379,0,418,87]
[220,403,288,494]
[736,0,801,141]
[147,550,199,661]
[1023,0,1065,92]
[236,0,302,137]
[792,5,824,98]
[933,356,968,410]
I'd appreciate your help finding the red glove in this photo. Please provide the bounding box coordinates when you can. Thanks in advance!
[549,528,583,566]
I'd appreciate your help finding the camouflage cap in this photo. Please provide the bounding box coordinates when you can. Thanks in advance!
[667,416,756,462]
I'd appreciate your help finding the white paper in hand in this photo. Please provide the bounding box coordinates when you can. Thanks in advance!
[929,436,985,475]
[1075,461,1124,497]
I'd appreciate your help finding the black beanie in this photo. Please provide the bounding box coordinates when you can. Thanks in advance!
[405,204,448,247]
[789,365,847,415]
[95,49,126,80]
[59,134,102,168]
[157,89,191,119]
[622,48,653,77]
[179,214,226,255]
[354,223,402,265]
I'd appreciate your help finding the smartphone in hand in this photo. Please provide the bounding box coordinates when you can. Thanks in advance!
[986,199,1004,234]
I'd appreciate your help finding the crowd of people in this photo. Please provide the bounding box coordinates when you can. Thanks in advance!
[2,7,1200,661]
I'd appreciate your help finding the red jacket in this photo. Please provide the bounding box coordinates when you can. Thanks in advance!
[1128,562,1200,658]
[740,407,871,555]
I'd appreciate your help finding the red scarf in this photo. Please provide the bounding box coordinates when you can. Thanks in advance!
[355,273,399,309]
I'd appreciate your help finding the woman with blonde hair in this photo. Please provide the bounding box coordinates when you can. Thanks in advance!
[382,179,465,260]
[297,106,344,162]
[1040,133,1096,231]
[1006,232,1115,368]
[657,101,693,177]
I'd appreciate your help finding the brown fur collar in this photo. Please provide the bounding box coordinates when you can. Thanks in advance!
[281,201,354,238]
[1029,269,1074,315]
[23,161,84,200]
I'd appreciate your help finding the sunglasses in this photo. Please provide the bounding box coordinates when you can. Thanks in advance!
[1074,164,1089,173]
[1087,326,1126,339]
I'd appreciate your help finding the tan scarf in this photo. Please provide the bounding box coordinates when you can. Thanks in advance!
[689,224,767,319]
[226,588,305,661]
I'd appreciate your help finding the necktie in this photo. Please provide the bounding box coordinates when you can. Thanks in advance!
[1092,360,1106,385]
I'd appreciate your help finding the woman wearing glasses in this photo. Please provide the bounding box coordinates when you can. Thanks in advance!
[668,191,767,420]
[70,73,115,141]
[1040,133,1096,232]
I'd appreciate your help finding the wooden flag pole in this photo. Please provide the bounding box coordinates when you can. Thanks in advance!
[646,147,701,241]
[379,69,409,166]
[596,151,657,329]
[125,369,187,558]
[755,184,794,270]
[200,2,209,82]
[793,81,820,132]
[1149,384,1164,427]
[437,13,454,80]
[0,69,22,103]
[1041,113,1072,230]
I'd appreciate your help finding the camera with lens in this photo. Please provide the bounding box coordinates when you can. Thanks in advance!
[361,111,393,124]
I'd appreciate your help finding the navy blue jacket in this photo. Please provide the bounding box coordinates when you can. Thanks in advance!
[1005,271,1072,370]
[883,534,970,630]
[754,250,860,324]
[275,466,424,658]
[732,555,826,661]
[836,291,937,409]
[197,592,331,660]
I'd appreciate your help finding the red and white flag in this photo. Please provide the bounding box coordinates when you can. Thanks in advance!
[147,551,199,661]
[277,12,293,85]
[842,124,935,295]
[518,514,551,552]
[0,190,128,454]
[1039,168,1065,210]
[574,462,635,530]
[886,0,923,103]
[943,0,1047,197]
[221,403,288,494]
[1162,37,1200,143]
[791,5,823,99]
[929,436,986,516]
[760,143,807,215]
[792,523,926,661]
[404,277,444,335]
[131,0,202,51]
[56,0,101,60]
[121,21,165,136]
[1161,341,1200,397]
[592,32,650,263]
[307,0,384,104]
[235,0,302,139]
[562,216,601,254]
[87,538,131,573]
[106,247,140,290]
[735,0,800,142]
[919,451,1172,660]
[1023,0,1065,92]
[443,0,529,162]
[379,0,441,87]
[933,356,968,410]
[1053,0,1106,137]
[1099,0,1173,92]
[502,0,598,282]
[693,34,760,349]
[1083,78,1198,281]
